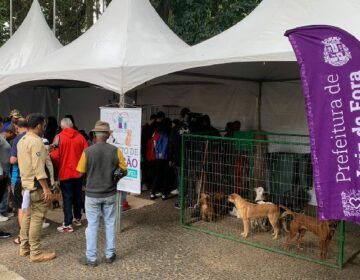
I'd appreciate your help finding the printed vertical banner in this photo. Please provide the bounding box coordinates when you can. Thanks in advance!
[100,107,142,194]
[285,25,360,224]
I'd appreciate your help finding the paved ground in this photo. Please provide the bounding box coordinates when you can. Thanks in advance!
[0,195,359,280]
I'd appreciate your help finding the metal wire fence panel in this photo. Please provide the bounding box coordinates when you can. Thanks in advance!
[180,133,360,269]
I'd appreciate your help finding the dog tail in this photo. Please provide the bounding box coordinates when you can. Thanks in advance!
[279,205,294,233]
[279,205,292,213]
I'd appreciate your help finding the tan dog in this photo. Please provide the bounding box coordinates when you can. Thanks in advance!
[199,192,214,222]
[228,193,280,239]
[281,206,338,259]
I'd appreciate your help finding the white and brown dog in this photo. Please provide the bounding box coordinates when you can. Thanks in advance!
[252,187,274,230]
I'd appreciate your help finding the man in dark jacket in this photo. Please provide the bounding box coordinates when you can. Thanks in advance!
[77,121,127,266]
[50,117,88,233]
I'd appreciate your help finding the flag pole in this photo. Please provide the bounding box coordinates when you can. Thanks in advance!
[53,0,56,35]
[9,0,13,37]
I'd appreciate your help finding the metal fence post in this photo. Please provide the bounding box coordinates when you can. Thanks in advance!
[180,134,185,225]
[338,220,345,268]
[9,0,13,37]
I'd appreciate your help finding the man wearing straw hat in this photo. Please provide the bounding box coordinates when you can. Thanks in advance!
[77,121,127,267]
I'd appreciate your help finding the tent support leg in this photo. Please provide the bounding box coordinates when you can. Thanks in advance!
[116,93,126,234]
[57,89,61,122]
[257,82,262,131]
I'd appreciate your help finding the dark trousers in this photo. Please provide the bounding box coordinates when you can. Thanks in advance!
[0,177,7,206]
[152,159,170,195]
[60,178,82,226]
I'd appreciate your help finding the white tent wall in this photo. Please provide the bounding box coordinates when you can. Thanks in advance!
[261,81,308,135]
[261,81,310,153]
[136,82,259,130]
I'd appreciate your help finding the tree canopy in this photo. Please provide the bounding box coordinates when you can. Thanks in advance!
[0,0,261,47]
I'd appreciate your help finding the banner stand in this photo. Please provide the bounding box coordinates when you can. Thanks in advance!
[101,95,142,234]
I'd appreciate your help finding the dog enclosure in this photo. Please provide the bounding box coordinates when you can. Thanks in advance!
[180,133,360,269]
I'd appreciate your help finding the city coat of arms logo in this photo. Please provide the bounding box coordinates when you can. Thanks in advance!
[322,37,351,66]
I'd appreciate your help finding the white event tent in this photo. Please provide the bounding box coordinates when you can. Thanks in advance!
[0,0,191,131]
[1,0,360,132]
[0,0,61,73]
[134,0,360,134]
[0,0,62,117]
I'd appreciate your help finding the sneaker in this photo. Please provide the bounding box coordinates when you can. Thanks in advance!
[170,189,179,195]
[42,222,50,229]
[57,224,74,233]
[0,214,9,222]
[105,254,116,264]
[155,192,162,198]
[73,219,82,227]
[79,257,98,267]
[150,193,156,200]
[161,194,168,200]
[30,252,56,263]
[174,202,180,209]
[0,231,11,239]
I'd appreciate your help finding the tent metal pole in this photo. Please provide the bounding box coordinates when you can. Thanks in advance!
[53,0,56,35]
[116,92,126,234]
[9,0,13,37]
[257,82,262,131]
[57,89,61,122]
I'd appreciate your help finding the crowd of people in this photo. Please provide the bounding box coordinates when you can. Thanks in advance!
[0,109,127,266]
[0,106,241,265]
[141,108,241,207]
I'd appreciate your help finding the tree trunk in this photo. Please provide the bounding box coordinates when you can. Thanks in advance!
[157,0,170,23]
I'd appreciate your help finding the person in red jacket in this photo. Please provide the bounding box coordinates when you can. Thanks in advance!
[50,117,88,233]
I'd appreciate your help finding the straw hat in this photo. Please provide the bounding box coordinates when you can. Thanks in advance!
[9,109,22,119]
[91,121,113,133]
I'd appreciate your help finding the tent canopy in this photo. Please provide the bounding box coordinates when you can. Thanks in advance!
[135,0,360,87]
[2,0,360,134]
[1,0,360,93]
[0,0,189,94]
[0,0,61,73]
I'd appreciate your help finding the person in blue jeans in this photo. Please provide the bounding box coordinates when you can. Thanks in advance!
[77,121,127,267]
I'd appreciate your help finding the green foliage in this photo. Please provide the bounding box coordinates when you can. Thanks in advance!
[0,0,261,47]
[151,0,261,45]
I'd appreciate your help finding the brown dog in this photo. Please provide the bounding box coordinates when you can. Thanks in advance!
[199,192,214,222]
[228,193,280,239]
[281,206,338,259]
[50,182,63,209]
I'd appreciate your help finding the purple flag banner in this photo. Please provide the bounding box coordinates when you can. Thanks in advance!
[285,25,360,224]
